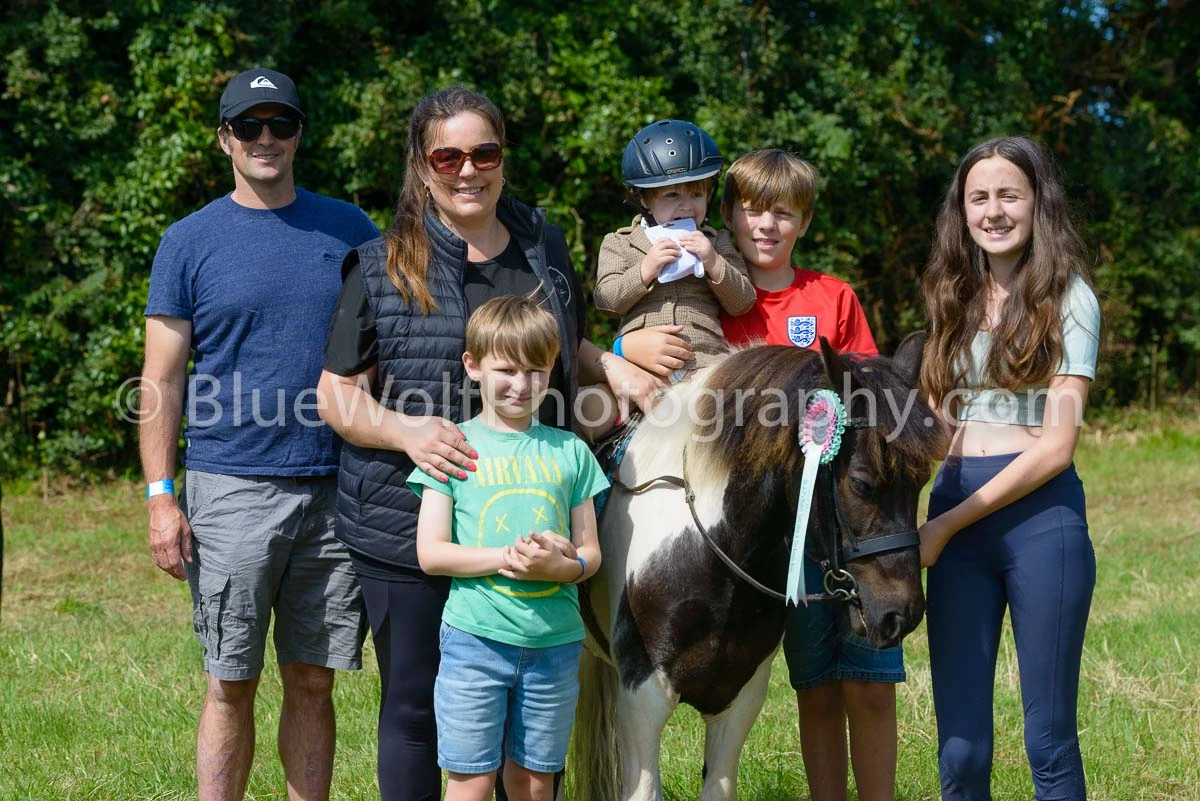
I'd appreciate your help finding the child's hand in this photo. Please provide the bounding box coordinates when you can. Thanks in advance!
[528,530,577,559]
[640,239,681,286]
[679,232,717,273]
[498,532,577,582]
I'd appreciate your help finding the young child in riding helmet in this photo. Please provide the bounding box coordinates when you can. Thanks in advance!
[593,119,756,373]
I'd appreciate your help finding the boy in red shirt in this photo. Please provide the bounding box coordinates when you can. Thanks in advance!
[719,150,877,357]
[724,150,897,801]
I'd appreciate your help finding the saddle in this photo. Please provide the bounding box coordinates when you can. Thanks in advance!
[590,412,642,521]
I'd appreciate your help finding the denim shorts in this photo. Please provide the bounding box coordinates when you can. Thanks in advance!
[435,623,582,775]
[181,470,367,681]
[783,558,906,690]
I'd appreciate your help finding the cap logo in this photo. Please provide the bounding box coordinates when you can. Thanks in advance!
[249,76,278,89]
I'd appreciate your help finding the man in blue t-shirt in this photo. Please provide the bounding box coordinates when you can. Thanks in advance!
[139,68,378,801]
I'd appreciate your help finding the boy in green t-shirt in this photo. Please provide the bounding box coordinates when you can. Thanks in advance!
[408,294,607,801]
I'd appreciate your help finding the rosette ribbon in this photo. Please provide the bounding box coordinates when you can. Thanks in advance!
[786,389,847,606]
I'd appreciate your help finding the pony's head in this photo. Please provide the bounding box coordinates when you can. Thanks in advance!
[687,333,946,648]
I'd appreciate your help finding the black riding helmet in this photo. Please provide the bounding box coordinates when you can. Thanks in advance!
[621,119,723,189]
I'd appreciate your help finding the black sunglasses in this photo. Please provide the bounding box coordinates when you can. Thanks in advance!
[428,143,504,175]
[225,116,302,142]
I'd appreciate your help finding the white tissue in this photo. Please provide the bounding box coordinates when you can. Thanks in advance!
[644,218,705,284]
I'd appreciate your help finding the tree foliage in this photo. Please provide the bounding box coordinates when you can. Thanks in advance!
[1,0,1197,478]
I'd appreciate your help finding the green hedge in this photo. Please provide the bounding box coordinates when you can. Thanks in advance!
[2,0,1197,478]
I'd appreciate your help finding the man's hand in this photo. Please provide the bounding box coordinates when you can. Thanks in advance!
[148,495,193,581]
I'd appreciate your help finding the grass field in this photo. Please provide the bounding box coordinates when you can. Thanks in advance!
[2,413,1198,800]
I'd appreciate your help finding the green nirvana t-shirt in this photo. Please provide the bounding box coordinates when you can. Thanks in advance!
[407,417,609,648]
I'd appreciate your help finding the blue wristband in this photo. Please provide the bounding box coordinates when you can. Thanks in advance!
[575,556,588,582]
[612,336,625,359]
[146,478,175,500]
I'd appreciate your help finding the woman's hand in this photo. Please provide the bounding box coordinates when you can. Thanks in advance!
[918,515,957,568]
[398,416,477,483]
[620,325,695,378]
[601,352,664,418]
[679,231,716,273]
[640,239,681,286]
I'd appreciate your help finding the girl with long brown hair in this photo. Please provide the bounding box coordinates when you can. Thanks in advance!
[919,136,1101,800]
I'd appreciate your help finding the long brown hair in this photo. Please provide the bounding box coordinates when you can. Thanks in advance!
[385,85,505,313]
[920,136,1091,405]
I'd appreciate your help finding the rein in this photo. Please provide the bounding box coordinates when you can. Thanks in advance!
[609,415,920,606]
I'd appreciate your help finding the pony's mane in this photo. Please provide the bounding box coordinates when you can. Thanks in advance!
[687,346,818,484]
[850,354,949,483]
[675,346,946,485]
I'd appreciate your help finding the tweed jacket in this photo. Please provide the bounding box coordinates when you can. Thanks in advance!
[594,215,755,366]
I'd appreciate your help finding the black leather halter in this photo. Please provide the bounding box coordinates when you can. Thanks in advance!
[611,415,920,605]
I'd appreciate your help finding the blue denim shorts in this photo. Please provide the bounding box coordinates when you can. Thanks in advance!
[435,623,582,775]
[783,558,906,690]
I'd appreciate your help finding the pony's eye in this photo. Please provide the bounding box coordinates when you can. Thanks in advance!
[850,477,875,498]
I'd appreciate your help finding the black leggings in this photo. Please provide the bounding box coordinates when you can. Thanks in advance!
[356,565,450,801]
[355,561,564,801]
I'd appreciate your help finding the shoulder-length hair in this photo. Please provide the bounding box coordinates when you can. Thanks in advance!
[920,136,1091,405]
[385,85,505,313]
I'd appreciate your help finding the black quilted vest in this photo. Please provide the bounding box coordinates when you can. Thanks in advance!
[335,196,580,568]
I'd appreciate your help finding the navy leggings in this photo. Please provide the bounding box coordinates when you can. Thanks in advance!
[926,454,1095,801]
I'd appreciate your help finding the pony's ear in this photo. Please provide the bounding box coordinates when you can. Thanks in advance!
[892,331,926,385]
[818,336,851,391]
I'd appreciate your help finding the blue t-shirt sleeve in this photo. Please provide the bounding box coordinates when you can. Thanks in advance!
[406,466,454,499]
[351,211,381,247]
[145,226,195,319]
[1059,277,1100,379]
[569,435,610,507]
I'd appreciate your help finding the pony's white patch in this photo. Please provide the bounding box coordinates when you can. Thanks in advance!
[698,652,776,801]
[615,669,681,801]
[614,369,731,582]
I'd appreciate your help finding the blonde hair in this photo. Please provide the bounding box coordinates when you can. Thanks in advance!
[721,149,819,225]
[465,294,560,370]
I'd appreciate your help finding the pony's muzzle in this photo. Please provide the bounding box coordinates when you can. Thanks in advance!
[869,597,926,649]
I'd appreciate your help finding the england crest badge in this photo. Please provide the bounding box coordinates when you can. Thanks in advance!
[787,316,817,348]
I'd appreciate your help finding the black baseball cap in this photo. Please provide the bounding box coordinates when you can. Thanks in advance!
[219,68,305,121]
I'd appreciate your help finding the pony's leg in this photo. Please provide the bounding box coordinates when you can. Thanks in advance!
[698,653,775,801]
[616,670,678,801]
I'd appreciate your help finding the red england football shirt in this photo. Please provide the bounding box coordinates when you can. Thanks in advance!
[721,268,878,356]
